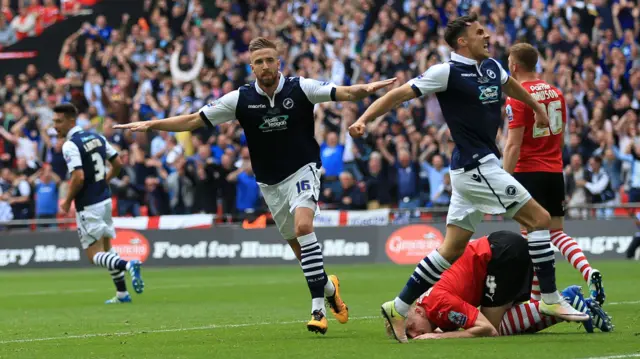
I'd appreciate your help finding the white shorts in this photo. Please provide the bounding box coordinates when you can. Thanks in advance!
[259,163,321,240]
[447,158,531,232]
[76,198,116,249]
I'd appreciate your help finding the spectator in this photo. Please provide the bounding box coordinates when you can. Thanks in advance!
[334,171,366,210]
[585,155,616,218]
[361,151,392,209]
[420,154,449,207]
[166,156,195,215]
[565,154,589,219]
[226,161,261,217]
[2,167,31,221]
[0,13,16,47]
[28,164,60,225]
[10,6,36,41]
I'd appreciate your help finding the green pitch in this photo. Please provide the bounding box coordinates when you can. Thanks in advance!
[0,261,638,359]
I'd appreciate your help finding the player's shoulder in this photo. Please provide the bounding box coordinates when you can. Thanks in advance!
[62,139,79,151]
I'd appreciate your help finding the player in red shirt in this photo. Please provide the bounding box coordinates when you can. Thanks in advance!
[402,231,612,339]
[503,43,605,306]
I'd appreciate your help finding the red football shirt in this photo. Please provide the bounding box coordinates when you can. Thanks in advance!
[506,80,566,173]
[416,237,492,331]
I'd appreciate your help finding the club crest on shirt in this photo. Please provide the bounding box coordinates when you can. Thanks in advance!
[506,104,513,122]
[448,311,468,327]
[283,98,294,109]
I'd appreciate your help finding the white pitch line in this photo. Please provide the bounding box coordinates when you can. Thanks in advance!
[0,316,379,345]
[607,300,640,306]
[578,354,640,359]
[1,279,300,298]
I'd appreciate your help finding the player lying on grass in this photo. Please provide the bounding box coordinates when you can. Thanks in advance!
[401,230,613,340]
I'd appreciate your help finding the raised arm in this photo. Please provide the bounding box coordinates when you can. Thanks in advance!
[114,91,239,133]
[349,63,450,138]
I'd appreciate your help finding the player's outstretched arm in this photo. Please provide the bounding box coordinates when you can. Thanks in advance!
[114,113,204,133]
[333,78,397,102]
[349,63,449,138]
[414,313,498,340]
[348,84,418,138]
[502,77,549,129]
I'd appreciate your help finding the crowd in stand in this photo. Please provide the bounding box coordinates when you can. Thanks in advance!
[0,0,100,48]
[0,0,639,224]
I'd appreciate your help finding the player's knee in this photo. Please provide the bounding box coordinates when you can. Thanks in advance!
[294,221,314,238]
[531,209,551,230]
[439,241,466,263]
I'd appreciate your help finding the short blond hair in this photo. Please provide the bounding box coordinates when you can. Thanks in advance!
[509,43,539,72]
[248,37,277,53]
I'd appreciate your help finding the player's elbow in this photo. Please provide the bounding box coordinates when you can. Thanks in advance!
[475,324,499,338]
[73,170,85,184]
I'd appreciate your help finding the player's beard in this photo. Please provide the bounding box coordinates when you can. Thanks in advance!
[258,71,278,87]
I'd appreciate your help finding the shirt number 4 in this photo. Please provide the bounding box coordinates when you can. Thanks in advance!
[533,100,563,138]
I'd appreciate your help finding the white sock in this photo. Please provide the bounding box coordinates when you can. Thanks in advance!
[312,297,325,315]
[541,291,563,304]
[393,297,411,317]
[117,291,129,298]
[324,278,336,297]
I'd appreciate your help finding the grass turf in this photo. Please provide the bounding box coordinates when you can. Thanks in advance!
[0,261,638,358]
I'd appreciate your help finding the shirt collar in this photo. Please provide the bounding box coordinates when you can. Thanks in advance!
[450,52,478,65]
[66,126,82,140]
[254,72,285,97]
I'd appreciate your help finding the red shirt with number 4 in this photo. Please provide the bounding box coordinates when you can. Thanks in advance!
[415,237,492,331]
[506,80,566,173]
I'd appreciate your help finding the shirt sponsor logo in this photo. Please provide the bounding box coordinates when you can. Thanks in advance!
[259,115,289,132]
[461,73,477,77]
[248,104,267,109]
[478,85,500,104]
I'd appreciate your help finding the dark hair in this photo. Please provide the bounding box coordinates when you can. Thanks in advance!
[444,13,479,50]
[509,43,539,72]
[592,155,603,164]
[248,37,277,53]
[53,103,78,117]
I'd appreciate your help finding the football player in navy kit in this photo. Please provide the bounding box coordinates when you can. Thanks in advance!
[55,104,144,304]
[115,37,395,334]
[348,13,588,342]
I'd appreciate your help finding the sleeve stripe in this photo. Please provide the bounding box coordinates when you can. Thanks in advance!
[199,111,214,129]
[108,153,118,161]
[411,84,423,97]
[330,87,337,101]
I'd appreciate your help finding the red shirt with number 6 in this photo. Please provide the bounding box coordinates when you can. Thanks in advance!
[506,80,566,173]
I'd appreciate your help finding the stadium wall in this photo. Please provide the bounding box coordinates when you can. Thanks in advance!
[0,219,635,269]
